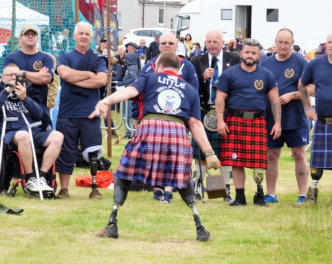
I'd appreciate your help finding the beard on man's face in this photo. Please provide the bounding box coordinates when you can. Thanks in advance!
[241,57,258,66]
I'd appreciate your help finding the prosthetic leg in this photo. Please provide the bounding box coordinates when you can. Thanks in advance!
[307,168,323,203]
[82,146,103,199]
[194,159,207,203]
[178,180,211,241]
[98,178,131,238]
[88,151,102,199]
[253,168,267,206]
[222,166,233,203]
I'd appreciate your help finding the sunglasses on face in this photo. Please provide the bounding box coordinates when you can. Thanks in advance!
[160,42,175,46]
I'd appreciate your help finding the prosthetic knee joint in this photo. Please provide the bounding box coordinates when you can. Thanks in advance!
[253,168,266,206]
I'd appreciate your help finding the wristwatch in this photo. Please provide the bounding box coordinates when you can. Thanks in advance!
[21,70,26,78]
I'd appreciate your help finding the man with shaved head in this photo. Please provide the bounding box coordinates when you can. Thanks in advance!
[298,32,332,204]
[191,29,240,202]
[261,28,309,206]
[136,33,199,203]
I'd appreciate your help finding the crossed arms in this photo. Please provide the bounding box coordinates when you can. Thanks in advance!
[57,65,107,89]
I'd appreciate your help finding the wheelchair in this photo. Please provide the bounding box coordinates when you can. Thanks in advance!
[0,143,57,199]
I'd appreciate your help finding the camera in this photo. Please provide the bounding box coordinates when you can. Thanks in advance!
[16,75,25,85]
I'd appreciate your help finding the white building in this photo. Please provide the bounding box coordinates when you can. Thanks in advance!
[117,0,191,39]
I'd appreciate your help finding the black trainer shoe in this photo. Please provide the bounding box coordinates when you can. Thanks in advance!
[153,190,163,201]
[161,191,173,203]
[253,186,268,206]
[229,200,247,206]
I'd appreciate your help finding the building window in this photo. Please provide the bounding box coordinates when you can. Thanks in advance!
[158,9,164,24]
[266,9,278,22]
[221,9,232,20]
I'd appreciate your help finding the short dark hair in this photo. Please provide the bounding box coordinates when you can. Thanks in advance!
[243,38,260,48]
[277,28,294,39]
[157,52,180,69]
[194,42,201,48]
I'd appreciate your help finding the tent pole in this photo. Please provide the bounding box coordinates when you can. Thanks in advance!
[75,0,79,24]
[11,0,16,53]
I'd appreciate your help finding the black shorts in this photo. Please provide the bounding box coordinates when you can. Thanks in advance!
[56,117,102,174]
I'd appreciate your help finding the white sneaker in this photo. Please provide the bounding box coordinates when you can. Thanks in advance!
[26,177,39,193]
[39,177,54,192]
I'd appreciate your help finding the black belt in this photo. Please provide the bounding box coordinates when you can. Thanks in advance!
[228,109,264,120]
[318,116,332,124]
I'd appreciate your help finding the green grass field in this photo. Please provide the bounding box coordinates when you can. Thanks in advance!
[0,130,331,264]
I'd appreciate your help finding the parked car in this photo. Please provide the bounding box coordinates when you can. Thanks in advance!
[123,27,171,47]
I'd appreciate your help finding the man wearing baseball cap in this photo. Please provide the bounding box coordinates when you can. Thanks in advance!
[4,24,54,131]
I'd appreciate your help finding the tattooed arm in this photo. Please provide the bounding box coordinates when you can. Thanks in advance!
[268,86,282,139]
[215,90,229,136]
[279,91,301,105]
[298,79,317,121]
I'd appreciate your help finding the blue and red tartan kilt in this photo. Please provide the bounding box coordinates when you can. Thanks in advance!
[310,121,332,169]
[116,118,193,189]
[221,114,268,169]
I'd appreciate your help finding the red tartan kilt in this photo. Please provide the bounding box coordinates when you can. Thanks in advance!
[221,114,268,169]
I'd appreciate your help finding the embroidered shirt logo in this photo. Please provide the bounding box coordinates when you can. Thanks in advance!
[33,61,43,71]
[284,68,294,78]
[254,80,264,90]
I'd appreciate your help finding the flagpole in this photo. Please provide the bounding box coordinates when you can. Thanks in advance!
[106,0,113,157]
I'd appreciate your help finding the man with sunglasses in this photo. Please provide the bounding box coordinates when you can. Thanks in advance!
[137,33,199,203]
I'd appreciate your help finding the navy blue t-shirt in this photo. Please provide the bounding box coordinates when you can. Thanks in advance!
[56,49,107,118]
[261,53,308,130]
[131,71,201,122]
[216,64,277,111]
[301,55,332,117]
[4,51,54,106]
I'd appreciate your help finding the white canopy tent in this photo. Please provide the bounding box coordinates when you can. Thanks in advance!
[0,0,49,37]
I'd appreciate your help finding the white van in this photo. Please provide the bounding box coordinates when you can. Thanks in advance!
[175,0,332,50]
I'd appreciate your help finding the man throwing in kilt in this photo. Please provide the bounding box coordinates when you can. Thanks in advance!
[215,39,282,206]
[298,32,332,203]
[89,52,220,241]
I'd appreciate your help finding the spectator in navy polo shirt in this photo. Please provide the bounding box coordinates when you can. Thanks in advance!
[55,21,107,199]
[261,28,309,206]
[4,24,54,131]
[299,32,332,204]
